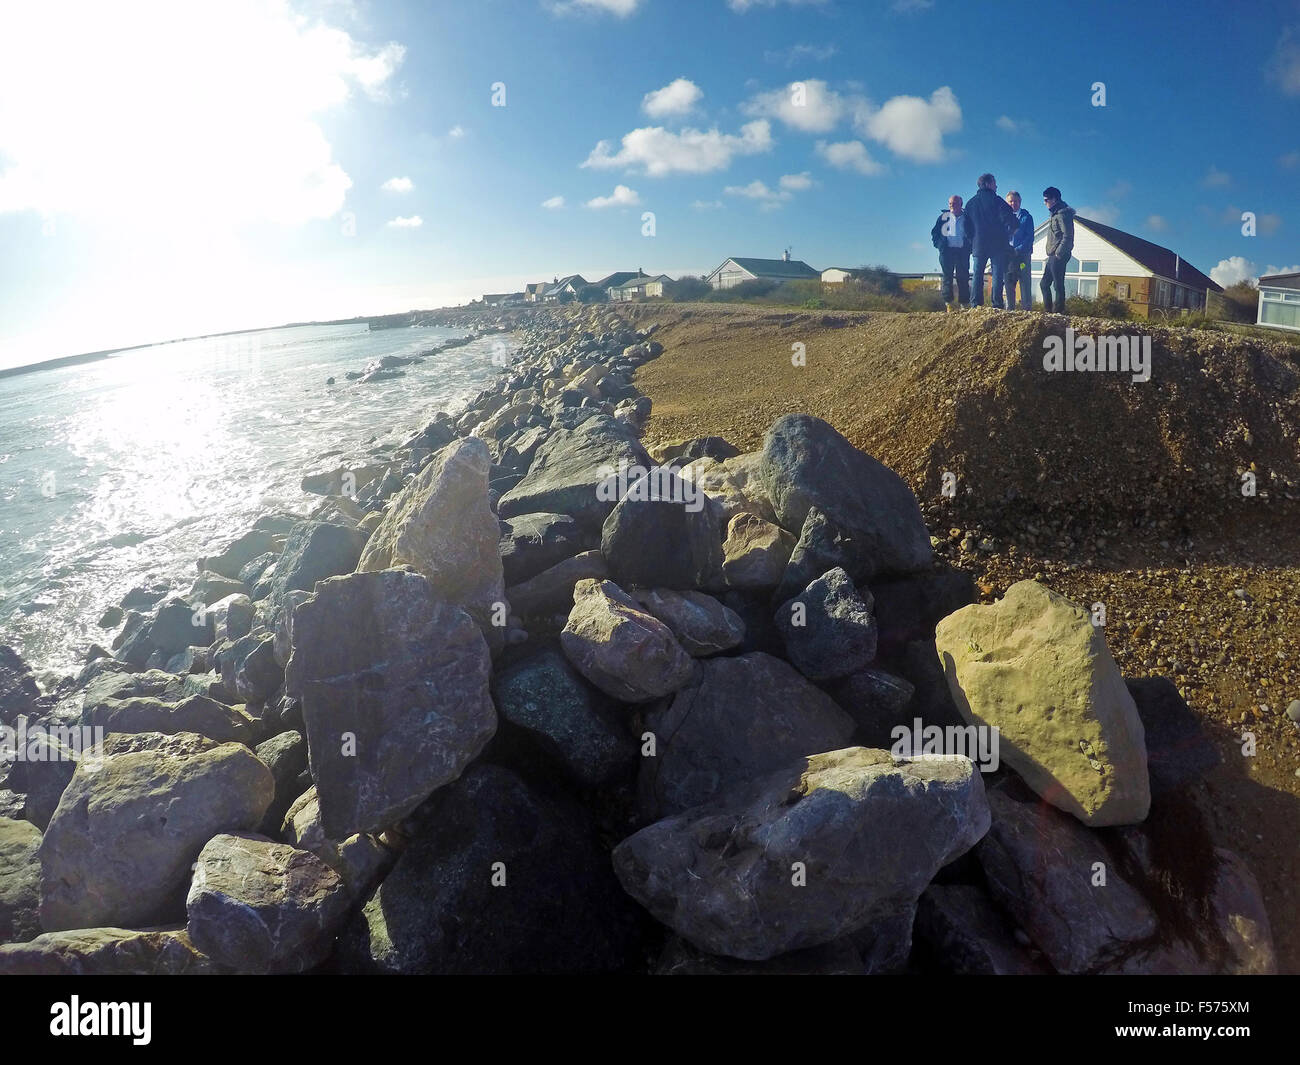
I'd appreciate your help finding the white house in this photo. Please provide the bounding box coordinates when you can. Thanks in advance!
[1024,216,1220,317]
[609,274,672,301]
[821,267,859,284]
[1257,271,1300,332]
[705,253,820,290]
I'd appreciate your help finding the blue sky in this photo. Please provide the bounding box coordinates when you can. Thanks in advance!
[1,0,1298,368]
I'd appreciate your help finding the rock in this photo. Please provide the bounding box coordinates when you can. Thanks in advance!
[758,414,933,580]
[493,647,636,787]
[217,632,283,705]
[631,588,744,657]
[338,764,642,973]
[284,569,496,839]
[681,451,776,523]
[935,581,1150,826]
[0,817,42,943]
[600,469,725,590]
[200,529,280,581]
[498,415,651,530]
[185,832,349,974]
[639,652,856,819]
[280,787,392,900]
[871,567,976,659]
[83,692,258,747]
[776,567,878,682]
[209,592,254,642]
[255,730,308,834]
[0,791,23,820]
[652,436,740,465]
[914,884,1048,974]
[300,463,387,496]
[1287,699,1300,724]
[309,494,365,528]
[5,734,78,831]
[721,512,796,591]
[976,785,1157,973]
[1208,847,1276,974]
[560,579,696,703]
[0,646,41,725]
[269,520,366,615]
[38,732,274,931]
[1125,678,1222,796]
[504,550,608,618]
[499,511,586,586]
[238,551,277,590]
[120,583,169,610]
[97,605,124,629]
[272,589,312,670]
[828,667,916,747]
[773,506,859,604]
[614,747,990,961]
[189,571,246,607]
[356,438,505,654]
[0,926,219,975]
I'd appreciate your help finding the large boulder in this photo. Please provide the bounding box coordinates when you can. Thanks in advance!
[284,569,496,839]
[37,732,274,931]
[772,506,859,604]
[280,787,392,901]
[0,647,41,725]
[775,567,878,682]
[189,571,246,607]
[600,469,725,590]
[614,748,990,961]
[560,579,696,703]
[82,692,259,747]
[0,817,41,943]
[721,512,795,592]
[357,438,505,654]
[499,512,586,586]
[199,529,280,581]
[0,926,218,975]
[216,632,283,705]
[493,647,636,787]
[1125,677,1221,797]
[828,667,917,747]
[270,520,366,612]
[497,415,651,530]
[209,592,254,643]
[185,833,350,974]
[504,550,608,619]
[935,581,1150,826]
[758,415,932,580]
[914,884,1049,975]
[639,652,856,819]
[254,730,309,835]
[631,588,745,657]
[338,764,644,973]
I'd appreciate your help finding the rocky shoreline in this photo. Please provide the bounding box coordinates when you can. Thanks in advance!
[0,304,1278,974]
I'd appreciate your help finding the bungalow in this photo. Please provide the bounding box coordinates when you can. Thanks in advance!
[540,274,588,303]
[821,267,859,284]
[1021,216,1221,316]
[593,270,645,291]
[523,282,548,303]
[481,292,524,307]
[705,252,820,290]
[609,274,672,301]
[1256,271,1300,332]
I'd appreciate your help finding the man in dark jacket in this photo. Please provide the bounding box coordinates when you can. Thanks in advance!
[1003,191,1034,309]
[1040,186,1075,313]
[964,173,1018,308]
[931,194,972,308]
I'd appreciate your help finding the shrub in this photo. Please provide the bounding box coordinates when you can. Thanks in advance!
[666,275,711,301]
[1065,293,1129,321]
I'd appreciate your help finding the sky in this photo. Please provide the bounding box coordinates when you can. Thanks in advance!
[1,0,1298,369]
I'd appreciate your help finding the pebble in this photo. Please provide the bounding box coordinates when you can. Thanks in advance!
[1287,699,1300,724]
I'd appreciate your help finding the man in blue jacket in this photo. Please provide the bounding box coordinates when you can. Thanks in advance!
[964,173,1018,308]
[930,194,972,308]
[1003,190,1034,309]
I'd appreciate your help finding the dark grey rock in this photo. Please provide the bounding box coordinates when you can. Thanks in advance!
[775,567,878,682]
[499,511,586,585]
[601,470,725,591]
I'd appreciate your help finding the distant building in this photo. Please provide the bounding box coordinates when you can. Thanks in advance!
[1256,271,1300,332]
[892,271,943,291]
[593,270,645,291]
[1020,217,1221,316]
[523,282,548,303]
[540,274,588,303]
[609,273,672,301]
[481,292,524,307]
[821,267,860,284]
[705,252,820,290]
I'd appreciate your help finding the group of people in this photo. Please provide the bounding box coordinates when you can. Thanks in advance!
[930,174,1076,312]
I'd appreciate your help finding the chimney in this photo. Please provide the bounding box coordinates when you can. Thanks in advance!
[1175,254,1181,280]
[782,247,791,262]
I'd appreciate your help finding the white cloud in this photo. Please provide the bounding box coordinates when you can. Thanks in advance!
[728,0,828,11]
[586,184,641,208]
[779,171,813,191]
[1107,180,1133,199]
[995,115,1021,133]
[743,79,848,133]
[1211,256,1257,287]
[1145,214,1168,231]
[541,195,565,209]
[816,139,885,176]
[1268,27,1300,95]
[854,86,961,163]
[764,42,837,66]
[725,179,781,200]
[382,176,413,192]
[447,125,465,138]
[0,1,404,226]
[547,0,643,16]
[642,78,702,118]
[724,172,811,210]
[386,215,423,228]
[1201,165,1231,187]
[1076,204,1119,225]
[582,120,772,176]
[1265,263,1300,276]
[691,199,724,209]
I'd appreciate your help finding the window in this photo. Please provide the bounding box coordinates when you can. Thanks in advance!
[1261,301,1300,329]
[1174,286,1185,308]
[1283,292,1300,302]
[1032,259,1045,272]
[1065,278,1079,297]
[1081,261,1099,272]
[1067,257,1081,272]
[1156,280,1171,306]
[1078,279,1098,298]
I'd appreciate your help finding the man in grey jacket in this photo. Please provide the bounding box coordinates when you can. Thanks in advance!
[1040,186,1075,313]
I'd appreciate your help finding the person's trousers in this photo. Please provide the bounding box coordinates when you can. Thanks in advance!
[971,253,1007,308]
[1004,251,1033,309]
[1040,254,1068,312]
[939,247,970,306]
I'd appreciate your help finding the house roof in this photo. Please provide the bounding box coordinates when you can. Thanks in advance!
[1259,271,1300,291]
[595,271,644,289]
[611,273,672,289]
[715,256,820,280]
[524,282,547,294]
[1033,216,1223,292]
[822,266,859,274]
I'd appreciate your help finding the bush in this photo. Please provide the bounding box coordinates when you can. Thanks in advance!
[1213,281,1258,323]
[1064,293,1130,321]
[666,275,711,301]
[705,278,778,301]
